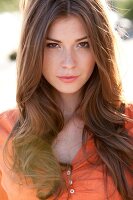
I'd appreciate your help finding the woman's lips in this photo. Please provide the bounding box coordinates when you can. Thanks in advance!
[57,76,79,83]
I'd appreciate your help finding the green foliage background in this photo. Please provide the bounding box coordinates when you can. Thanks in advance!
[109,0,133,20]
[0,0,19,12]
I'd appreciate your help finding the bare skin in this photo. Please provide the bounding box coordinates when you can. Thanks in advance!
[52,116,84,164]
[43,15,95,163]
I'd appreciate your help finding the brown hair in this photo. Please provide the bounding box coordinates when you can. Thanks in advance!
[5,0,133,199]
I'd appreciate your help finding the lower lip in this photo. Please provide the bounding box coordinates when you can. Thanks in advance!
[57,76,79,83]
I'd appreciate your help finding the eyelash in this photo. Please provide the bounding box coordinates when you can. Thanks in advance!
[46,42,89,48]
[46,43,59,48]
[78,42,90,48]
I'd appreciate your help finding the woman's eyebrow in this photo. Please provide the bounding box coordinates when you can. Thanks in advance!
[46,36,88,43]
[76,36,88,42]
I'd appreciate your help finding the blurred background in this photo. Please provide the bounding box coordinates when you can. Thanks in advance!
[0,0,133,112]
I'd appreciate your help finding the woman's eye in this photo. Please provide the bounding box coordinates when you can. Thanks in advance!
[78,42,89,48]
[46,43,60,48]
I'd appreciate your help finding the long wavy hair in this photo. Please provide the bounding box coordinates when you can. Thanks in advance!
[4,0,133,199]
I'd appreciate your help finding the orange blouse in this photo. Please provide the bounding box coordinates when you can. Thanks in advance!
[0,105,133,200]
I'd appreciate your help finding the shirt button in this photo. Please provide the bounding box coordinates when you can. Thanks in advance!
[69,180,73,185]
[67,170,71,176]
[70,189,75,194]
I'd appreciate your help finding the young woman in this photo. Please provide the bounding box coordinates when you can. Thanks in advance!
[0,0,133,199]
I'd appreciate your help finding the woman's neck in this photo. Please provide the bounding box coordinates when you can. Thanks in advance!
[54,90,82,122]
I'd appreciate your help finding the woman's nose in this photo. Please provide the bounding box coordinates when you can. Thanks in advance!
[61,49,76,69]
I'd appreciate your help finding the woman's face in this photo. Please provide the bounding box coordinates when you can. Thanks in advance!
[43,15,95,95]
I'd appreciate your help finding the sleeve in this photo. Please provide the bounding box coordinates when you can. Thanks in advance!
[0,110,39,200]
[0,110,14,200]
[0,109,17,200]
[0,171,8,200]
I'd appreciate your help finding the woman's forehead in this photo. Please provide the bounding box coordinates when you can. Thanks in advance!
[46,15,89,38]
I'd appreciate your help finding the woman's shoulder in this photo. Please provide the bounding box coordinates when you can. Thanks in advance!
[125,103,133,117]
[0,108,19,145]
[125,103,133,136]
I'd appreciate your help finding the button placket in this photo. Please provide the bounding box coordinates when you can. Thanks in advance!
[66,165,75,195]
[69,180,73,185]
